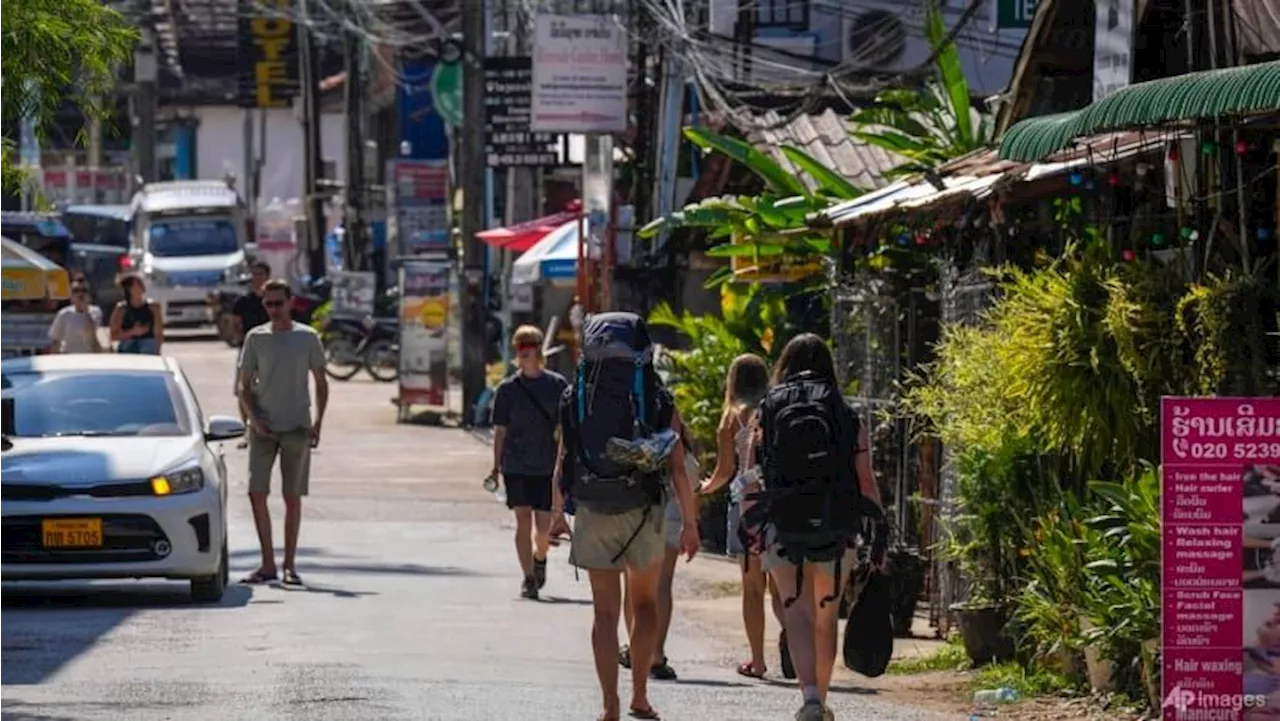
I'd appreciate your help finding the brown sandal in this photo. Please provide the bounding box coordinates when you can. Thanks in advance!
[736,661,767,679]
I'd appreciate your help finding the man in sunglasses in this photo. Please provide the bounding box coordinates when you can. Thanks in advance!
[492,325,568,599]
[237,279,329,587]
[47,280,103,353]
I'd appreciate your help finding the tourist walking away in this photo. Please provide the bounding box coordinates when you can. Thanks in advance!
[618,425,698,681]
[741,333,883,721]
[232,260,272,447]
[48,279,103,353]
[110,274,164,354]
[491,324,568,600]
[556,311,700,721]
[697,353,792,680]
[236,279,329,587]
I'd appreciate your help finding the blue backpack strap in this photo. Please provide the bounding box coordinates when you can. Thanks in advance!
[632,352,646,426]
[576,361,586,424]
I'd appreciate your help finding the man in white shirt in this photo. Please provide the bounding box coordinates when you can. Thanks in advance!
[47,280,103,353]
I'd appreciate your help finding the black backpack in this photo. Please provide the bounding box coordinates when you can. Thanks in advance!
[560,312,672,516]
[746,370,865,607]
[843,564,894,677]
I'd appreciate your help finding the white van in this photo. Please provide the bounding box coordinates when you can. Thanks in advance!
[127,181,251,327]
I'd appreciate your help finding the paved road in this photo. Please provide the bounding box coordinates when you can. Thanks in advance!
[1,335,946,721]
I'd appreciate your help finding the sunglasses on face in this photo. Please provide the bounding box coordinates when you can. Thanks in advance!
[71,288,87,295]
[516,343,540,354]
[263,299,286,309]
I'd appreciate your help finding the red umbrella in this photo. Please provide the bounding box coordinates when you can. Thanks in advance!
[477,208,582,253]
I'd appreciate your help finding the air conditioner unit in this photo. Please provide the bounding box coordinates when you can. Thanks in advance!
[841,2,929,74]
[839,1,1026,95]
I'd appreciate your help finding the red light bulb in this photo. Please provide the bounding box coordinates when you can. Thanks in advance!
[1168,146,1180,162]
[1121,249,1136,262]
[914,235,927,246]
[1236,140,1249,155]
[1108,173,1120,187]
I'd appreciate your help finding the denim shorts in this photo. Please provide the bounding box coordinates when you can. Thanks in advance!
[118,337,159,354]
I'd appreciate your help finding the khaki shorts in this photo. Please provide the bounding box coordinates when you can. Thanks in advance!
[248,428,312,497]
[570,504,666,571]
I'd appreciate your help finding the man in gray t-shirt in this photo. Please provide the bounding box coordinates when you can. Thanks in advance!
[236,280,329,587]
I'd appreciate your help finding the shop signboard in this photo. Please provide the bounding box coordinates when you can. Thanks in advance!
[1161,396,1280,719]
[398,260,451,411]
[387,159,450,256]
[530,14,628,134]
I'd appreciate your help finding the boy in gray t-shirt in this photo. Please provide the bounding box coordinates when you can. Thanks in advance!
[48,281,103,353]
[236,280,329,587]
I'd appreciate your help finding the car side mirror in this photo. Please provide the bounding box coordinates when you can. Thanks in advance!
[205,415,246,442]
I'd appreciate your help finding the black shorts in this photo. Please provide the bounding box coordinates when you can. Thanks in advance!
[503,473,553,511]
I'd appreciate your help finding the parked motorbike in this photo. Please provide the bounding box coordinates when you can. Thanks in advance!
[290,276,332,325]
[323,314,399,382]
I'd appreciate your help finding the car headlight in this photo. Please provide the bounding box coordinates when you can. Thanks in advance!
[150,464,205,495]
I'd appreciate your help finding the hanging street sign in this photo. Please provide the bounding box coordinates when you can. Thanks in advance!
[996,0,1038,29]
[530,15,628,134]
[483,56,566,168]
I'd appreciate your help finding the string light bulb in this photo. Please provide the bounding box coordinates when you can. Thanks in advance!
[1236,140,1250,155]
[1121,249,1136,262]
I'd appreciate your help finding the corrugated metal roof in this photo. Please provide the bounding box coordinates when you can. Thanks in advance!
[818,130,1174,227]
[744,109,904,191]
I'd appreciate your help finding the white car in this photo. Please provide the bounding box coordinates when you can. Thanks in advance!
[0,353,243,602]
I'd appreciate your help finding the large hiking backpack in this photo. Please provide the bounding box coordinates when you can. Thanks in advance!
[561,312,671,515]
[746,371,867,607]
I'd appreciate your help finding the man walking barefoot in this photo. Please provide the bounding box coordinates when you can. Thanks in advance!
[491,325,567,600]
[236,279,328,586]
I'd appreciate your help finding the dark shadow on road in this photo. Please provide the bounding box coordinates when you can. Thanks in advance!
[229,545,344,560]
[298,562,481,577]
[537,595,592,606]
[2,581,252,610]
[287,583,379,599]
[0,701,81,721]
[2,581,253,685]
[760,678,878,695]
[673,678,754,689]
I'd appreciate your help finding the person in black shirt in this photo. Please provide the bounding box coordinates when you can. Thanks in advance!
[232,260,272,339]
[231,260,272,446]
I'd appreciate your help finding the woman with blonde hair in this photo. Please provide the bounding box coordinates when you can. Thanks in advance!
[699,352,792,679]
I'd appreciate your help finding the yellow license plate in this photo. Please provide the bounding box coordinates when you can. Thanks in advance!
[41,518,103,548]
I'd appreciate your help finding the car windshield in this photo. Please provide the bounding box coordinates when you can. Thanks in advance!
[148,219,238,257]
[0,370,189,438]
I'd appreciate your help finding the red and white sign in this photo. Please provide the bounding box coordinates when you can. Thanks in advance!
[531,14,628,134]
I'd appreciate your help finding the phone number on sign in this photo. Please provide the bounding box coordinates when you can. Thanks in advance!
[1173,441,1280,460]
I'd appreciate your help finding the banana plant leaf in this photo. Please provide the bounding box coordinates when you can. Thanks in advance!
[780,146,864,200]
[684,127,809,198]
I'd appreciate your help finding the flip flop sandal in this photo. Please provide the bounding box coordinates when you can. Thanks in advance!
[618,645,632,669]
[281,569,304,586]
[650,659,678,681]
[628,706,660,720]
[736,662,767,679]
[239,570,277,585]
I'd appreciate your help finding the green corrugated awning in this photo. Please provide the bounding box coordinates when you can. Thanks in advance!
[999,61,1280,162]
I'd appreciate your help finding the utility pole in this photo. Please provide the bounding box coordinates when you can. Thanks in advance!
[343,12,366,271]
[460,0,489,423]
[134,28,158,185]
[298,0,327,279]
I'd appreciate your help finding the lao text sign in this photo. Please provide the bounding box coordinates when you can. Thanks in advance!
[388,160,450,255]
[398,261,451,408]
[531,15,628,134]
[238,0,299,108]
[1161,396,1280,720]
[1093,0,1134,102]
[484,57,564,168]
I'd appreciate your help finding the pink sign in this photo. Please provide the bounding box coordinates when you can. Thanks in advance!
[1162,397,1280,720]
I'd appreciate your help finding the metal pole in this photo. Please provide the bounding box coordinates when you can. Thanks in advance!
[242,109,255,213]
[298,0,326,279]
[460,0,489,422]
[343,15,366,271]
[135,29,158,184]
